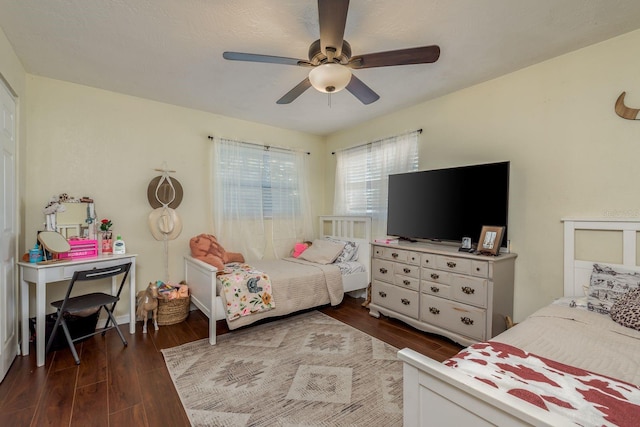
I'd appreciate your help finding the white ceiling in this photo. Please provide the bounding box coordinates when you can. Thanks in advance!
[2,0,640,136]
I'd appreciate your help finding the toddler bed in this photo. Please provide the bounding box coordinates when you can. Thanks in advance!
[184,216,371,345]
[399,218,640,426]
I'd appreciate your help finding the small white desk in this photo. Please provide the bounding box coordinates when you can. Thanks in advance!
[19,254,137,367]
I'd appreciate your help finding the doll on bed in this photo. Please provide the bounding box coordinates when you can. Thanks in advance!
[292,241,313,258]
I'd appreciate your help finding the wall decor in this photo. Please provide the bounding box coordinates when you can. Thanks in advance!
[615,92,640,120]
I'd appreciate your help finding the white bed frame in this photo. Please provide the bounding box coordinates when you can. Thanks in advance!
[183,215,372,345]
[398,218,640,427]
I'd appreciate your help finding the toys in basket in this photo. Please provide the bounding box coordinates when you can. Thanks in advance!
[156,280,190,325]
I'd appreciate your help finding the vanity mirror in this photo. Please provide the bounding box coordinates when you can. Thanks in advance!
[37,231,72,263]
[54,201,97,239]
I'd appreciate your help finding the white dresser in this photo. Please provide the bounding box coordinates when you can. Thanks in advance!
[369,242,517,346]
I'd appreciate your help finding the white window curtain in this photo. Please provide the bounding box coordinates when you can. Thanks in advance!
[334,130,419,237]
[212,137,313,260]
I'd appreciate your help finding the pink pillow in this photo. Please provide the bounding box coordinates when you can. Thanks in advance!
[292,242,310,258]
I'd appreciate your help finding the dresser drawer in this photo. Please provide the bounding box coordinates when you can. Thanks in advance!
[420,281,451,299]
[471,260,489,278]
[372,259,394,283]
[436,255,472,275]
[421,294,486,341]
[372,280,419,318]
[395,275,420,292]
[421,253,436,268]
[421,267,451,285]
[394,262,419,279]
[451,274,488,308]
[384,247,408,262]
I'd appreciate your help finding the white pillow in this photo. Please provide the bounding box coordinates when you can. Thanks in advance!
[299,239,345,265]
[324,237,359,262]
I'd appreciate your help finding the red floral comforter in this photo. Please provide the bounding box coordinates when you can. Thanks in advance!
[445,341,640,426]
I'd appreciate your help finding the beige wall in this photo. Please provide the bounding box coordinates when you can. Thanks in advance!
[23,76,325,314]
[326,29,640,321]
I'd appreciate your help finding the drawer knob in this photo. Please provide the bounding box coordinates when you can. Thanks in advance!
[447,261,456,268]
[430,273,439,280]
[378,291,387,298]
[460,316,474,325]
[424,259,430,264]
[379,267,388,274]
[403,267,411,274]
[461,286,475,295]
[430,286,440,293]
[429,307,440,315]
[401,298,410,305]
[392,252,399,258]
[411,256,417,262]
[403,279,411,286]
[476,267,481,272]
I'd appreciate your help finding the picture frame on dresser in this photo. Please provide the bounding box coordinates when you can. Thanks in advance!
[478,225,505,255]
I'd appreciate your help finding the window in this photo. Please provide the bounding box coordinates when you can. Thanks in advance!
[334,130,419,236]
[214,143,300,218]
[211,137,312,259]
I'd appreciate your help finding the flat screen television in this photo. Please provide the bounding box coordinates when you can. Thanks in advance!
[386,161,510,247]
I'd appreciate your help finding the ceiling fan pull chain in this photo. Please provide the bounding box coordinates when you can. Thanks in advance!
[328,92,332,108]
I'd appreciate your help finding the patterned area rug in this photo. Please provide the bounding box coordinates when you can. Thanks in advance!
[162,311,403,426]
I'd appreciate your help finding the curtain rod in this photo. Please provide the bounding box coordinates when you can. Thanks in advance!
[207,135,310,155]
[331,129,422,155]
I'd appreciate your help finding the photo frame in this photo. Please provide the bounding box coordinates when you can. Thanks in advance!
[458,236,473,252]
[477,226,505,256]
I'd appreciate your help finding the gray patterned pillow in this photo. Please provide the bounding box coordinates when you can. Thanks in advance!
[610,288,640,331]
[588,264,640,315]
[324,237,359,263]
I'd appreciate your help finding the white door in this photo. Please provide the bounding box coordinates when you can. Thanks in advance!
[0,80,17,382]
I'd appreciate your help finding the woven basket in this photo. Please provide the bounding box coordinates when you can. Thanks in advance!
[157,294,190,325]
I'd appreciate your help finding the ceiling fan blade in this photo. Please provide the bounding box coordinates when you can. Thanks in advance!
[276,78,313,104]
[349,45,440,69]
[318,0,349,58]
[346,75,379,105]
[223,51,312,67]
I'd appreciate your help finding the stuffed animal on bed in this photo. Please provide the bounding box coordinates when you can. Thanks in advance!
[189,233,245,271]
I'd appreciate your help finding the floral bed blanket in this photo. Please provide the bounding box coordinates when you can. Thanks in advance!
[218,263,275,321]
[445,341,640,426]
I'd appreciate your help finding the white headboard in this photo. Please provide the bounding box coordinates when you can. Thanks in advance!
[319,215,372,282]
[563,218,640,296]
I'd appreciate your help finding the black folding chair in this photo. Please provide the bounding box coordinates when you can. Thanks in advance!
[46,262,132,364]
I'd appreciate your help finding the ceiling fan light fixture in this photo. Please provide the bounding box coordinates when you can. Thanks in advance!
[309,63,352,93]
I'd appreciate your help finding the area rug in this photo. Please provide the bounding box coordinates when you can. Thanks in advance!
[161,310,403,426]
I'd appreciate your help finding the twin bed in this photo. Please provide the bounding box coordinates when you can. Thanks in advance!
[183,215,371,345]
[399,218,640,426]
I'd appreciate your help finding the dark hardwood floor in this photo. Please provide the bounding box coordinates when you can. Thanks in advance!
[0,296,463,426]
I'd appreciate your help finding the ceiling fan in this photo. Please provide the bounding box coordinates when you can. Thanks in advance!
[223,0,440,105]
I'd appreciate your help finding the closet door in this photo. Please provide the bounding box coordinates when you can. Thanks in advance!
[0,80,17,382]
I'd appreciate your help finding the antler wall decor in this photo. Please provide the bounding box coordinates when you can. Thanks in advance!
[615,92,640,120]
